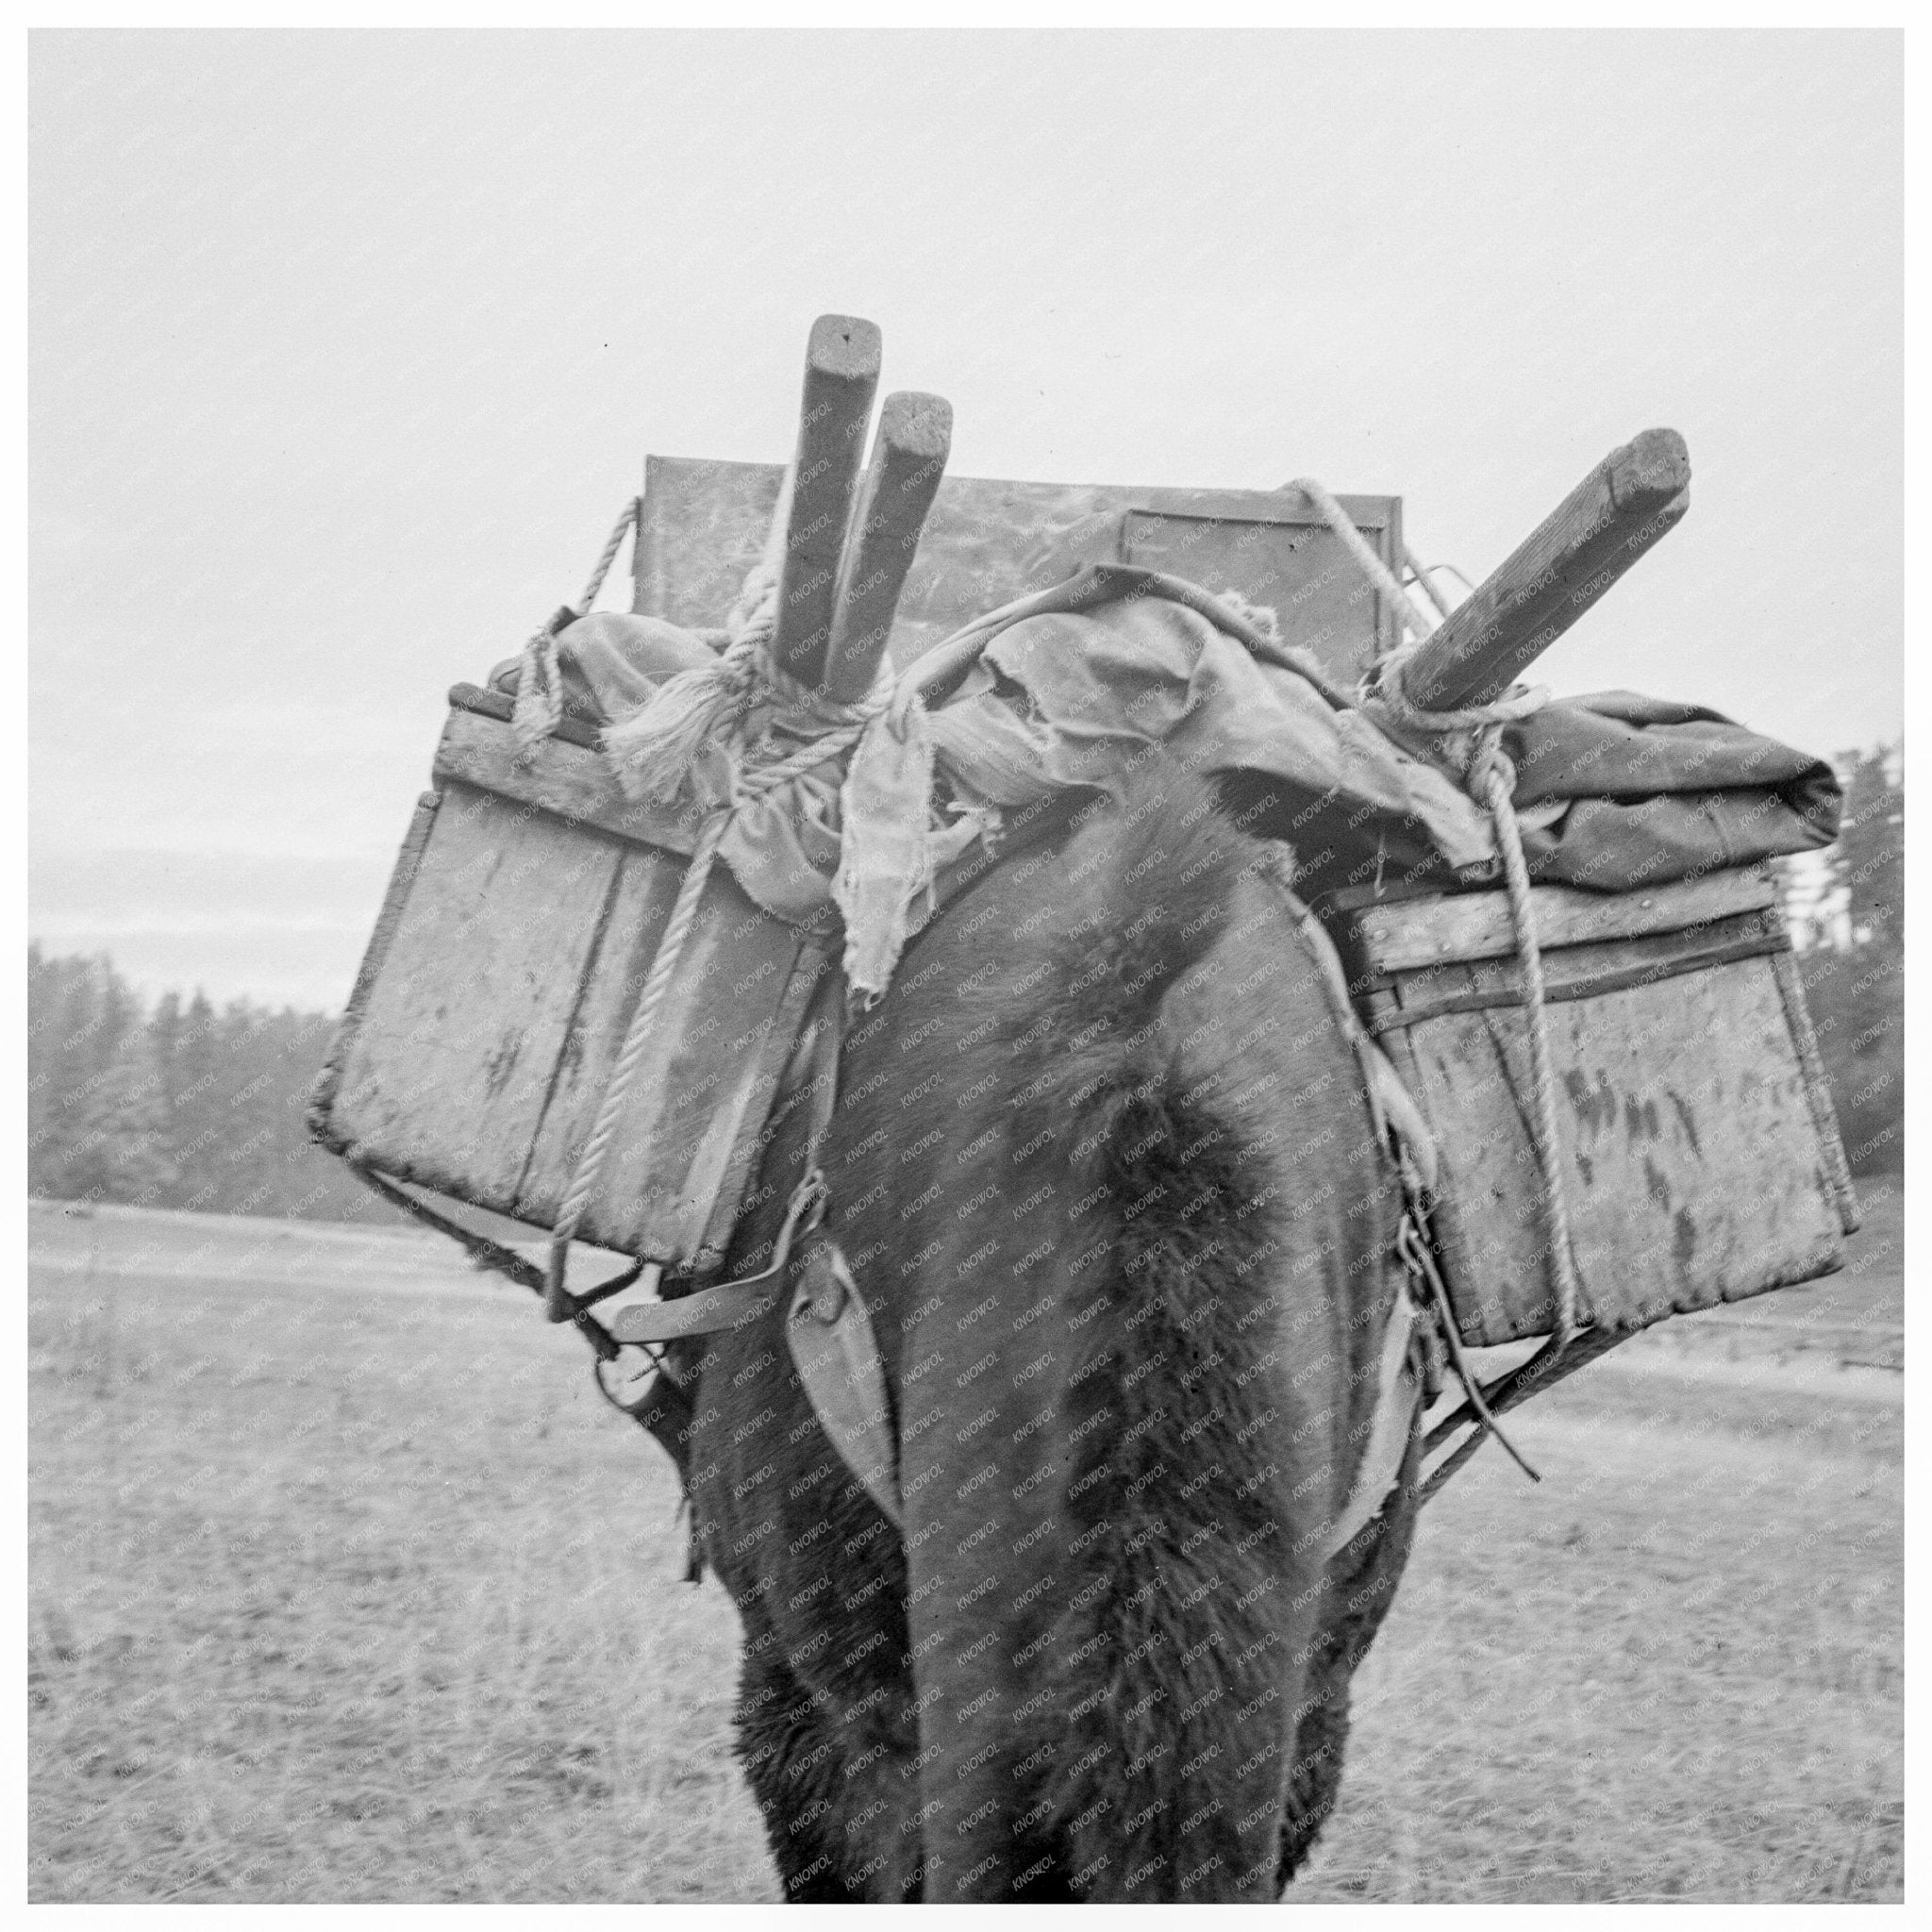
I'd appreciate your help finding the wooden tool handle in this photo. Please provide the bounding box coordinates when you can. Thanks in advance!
[1401,428,1690,712]
[771,315,883,685]
[821,391,953,701]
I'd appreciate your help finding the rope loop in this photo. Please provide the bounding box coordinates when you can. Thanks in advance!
[1463,724,1518,808]
[510,495,641,752]
[1302,482,1586,1385]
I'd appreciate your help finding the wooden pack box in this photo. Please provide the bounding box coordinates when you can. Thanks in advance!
[1328,866,1859,1347]
[308,691,839,1275]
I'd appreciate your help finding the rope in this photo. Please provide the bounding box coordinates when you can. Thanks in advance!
[543,807,728,1320]
[511,496,642,751]
[1365,652,1548,739]
[1257,843,1543,1494]
[1299,481,1586,1395]
[1400,541,1457,622]
[1466,732,1582,1347]
[1285,475,1441,647]
[1398,1208,1541,1483]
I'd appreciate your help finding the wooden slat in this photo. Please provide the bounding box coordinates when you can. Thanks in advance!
[1367,915,1786,1032]
[582,865,815,1260]
[1770,947,1861,1235]
[1124,502,1402,681]
[309,790,442,1142]
[1151,488,1397,532]
[507,841,691,1246]
[1343,866,1775,975]
[633,455,784,625]
[1401,428,1690,711]
[691,942,837,1275]
[324,784,626,1213]
[773,314,883,685]
[433,703,707,858]
[451,681,603,751]
[821,391,953,700]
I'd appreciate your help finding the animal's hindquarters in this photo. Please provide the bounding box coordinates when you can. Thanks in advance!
[813,763,1404,1900]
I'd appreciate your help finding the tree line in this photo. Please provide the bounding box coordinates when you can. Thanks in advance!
[1775,742,1905,1177]
[26,743,1903,1223]
[26,954,399,1223]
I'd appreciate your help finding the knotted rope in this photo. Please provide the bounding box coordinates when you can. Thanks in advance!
[511,496,642,750]
[1298,477,1583,1354]
[1457,728,1582,1347]
[520,522,919,1316]
[540,695,890,1318]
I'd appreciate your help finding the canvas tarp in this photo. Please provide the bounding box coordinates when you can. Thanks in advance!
[494,567,1840,995]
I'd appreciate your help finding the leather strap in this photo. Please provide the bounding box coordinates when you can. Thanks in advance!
[609,1274,784,1344]
[786,1241,903,1528]
[1264,854,1433,1554]
[1322,1286,1422,1557]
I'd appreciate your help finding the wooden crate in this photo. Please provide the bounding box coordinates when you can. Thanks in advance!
[309,688,837,1276]
[1328,867,1859,1347]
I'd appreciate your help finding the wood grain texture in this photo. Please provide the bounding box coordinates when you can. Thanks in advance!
[821,391,953,700]
[433,702,707,858]
[504,840,691,1242]
[691,942,834,1274]
[1340,864,1774,977]
[574,864,814,1261]
[1124,503,1401,683]
[630,456,1401,686]
[317,780,824,1265]
[1401,428,1690,711]
[309,791,443,1142]
[1364,912,1786,1032]
[1770,945,1862,1236]
[451,681,603,752]
[633,456,785,626]
[773,314,882,685]
[324,783,626,1213]
[1363,899,1846,1346]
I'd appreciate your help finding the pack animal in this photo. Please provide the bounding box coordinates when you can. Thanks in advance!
[666,756,1421,1902]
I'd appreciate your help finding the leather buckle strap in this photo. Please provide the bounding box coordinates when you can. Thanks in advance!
[608,1169,830,1345]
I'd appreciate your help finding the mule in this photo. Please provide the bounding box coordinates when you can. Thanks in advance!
[665,752,1421,1902]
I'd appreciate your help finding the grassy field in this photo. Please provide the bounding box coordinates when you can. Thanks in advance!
[27,1191,1904,1903]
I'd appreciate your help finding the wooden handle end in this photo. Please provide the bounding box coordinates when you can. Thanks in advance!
[1607,428,1690,514]
[773,317,885,681]
[821,391,954,699]
[808,313,883,387]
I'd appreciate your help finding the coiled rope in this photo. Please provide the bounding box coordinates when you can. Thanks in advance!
[1291,476,1583,1352]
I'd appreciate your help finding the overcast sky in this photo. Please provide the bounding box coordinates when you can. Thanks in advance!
[30,29,1901,1010]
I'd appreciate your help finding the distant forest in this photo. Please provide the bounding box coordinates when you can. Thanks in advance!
[26,746,1904,1224]
[26,955,401,1224]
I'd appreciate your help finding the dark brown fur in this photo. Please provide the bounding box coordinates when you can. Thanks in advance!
[678,756,1418,1901]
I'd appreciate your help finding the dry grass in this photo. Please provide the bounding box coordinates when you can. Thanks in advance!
[28,1199,1902,1903]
